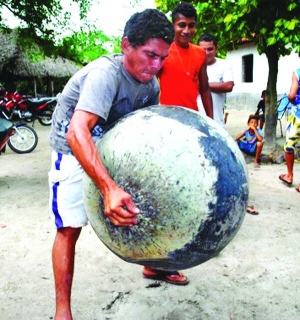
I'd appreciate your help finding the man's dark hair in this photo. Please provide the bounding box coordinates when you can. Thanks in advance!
[198,33,218,46]
[171,2,197,22]
[247,115,259,124]
[123,9,174,47]
[261,89,267,96]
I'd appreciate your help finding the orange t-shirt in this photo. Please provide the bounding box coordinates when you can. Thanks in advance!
[159,42,206,111]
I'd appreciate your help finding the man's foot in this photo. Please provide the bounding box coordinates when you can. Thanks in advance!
[296,184,300,193]
[243,153,251,164]
[254,162,260,169]
[142,266,188,285]
[246,204,259,215]
[279,174,293,186]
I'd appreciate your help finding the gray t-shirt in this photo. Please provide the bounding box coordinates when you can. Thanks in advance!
[49,53,160,154]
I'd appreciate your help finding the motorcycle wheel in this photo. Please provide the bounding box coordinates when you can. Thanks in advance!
[38,106,54,126]
[8,124,38,154]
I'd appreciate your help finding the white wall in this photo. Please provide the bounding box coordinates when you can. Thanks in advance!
[225,42,299,110]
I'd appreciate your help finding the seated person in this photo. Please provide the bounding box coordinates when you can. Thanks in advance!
[236,115,264,168]
[255,90,267,129]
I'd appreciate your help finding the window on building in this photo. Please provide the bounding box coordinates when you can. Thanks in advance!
[242,54,253,82]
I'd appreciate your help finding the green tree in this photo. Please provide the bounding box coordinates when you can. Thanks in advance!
[0,1,122,66]
[156,0,300,152]
[0,0,92,41]
[57,30,119,65]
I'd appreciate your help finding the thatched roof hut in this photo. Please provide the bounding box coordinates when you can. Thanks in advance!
[0,30,19,71]
[39,56,80,78]
[4,52,80,79]
[0,30,81,96]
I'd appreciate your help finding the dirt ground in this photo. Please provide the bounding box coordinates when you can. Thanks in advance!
[1,109,300,320]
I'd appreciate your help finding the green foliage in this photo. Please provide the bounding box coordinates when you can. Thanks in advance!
[110,37,122,54]
[156,0,300,56]
[56,30,121,65]
[57,31,105,65]
[0,0,122,66]
[0,0,92,41]
[16,28,57,59]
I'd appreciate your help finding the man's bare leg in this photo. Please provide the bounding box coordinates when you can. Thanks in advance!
[259,119,264,129]
[279,151,294,185]
[224,112,229,124]
[284,151,294,183]
[254,141,263,164]
[52,227,82,320]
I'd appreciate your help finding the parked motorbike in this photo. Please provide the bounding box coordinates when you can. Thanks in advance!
[0,117,14,154]
[0,107,38,154]
[1,91,57,126]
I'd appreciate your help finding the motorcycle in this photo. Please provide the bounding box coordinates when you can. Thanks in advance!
[0,107,38,154]
[0,117,14,154]
[1,91,57,126]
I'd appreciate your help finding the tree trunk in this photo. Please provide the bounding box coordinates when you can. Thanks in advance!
[51,79,54,96]
[34,78,37,97]
[264,45,279,154]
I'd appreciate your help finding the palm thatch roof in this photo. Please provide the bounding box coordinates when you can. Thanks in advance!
[0,29,80,79]
[40,56,80,78]
[4,52,80,79]
[0,30,19,71]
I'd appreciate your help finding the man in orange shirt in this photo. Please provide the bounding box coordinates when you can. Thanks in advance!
[158,2,213,117]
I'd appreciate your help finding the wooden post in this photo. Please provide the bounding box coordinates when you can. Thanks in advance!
[34,78,37,97]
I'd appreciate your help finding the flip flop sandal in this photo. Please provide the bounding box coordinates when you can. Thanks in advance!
[143,270,189,286]
[246,206,259,215]
[279,174,292,186]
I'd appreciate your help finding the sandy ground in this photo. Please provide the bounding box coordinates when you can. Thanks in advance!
[1,109,300,320]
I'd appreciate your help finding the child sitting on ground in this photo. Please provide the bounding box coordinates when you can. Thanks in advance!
[236,115,264,168]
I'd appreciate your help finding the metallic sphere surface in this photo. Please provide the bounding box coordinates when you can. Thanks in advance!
[83,106,248,270]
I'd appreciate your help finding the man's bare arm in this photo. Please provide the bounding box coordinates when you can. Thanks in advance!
[209,81,234,93]
[198,61,213,119]
[66,110,139,226]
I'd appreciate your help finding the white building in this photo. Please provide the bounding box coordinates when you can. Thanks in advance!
[225,41,299,111]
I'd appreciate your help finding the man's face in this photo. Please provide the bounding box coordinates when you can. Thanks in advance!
[249,119,258,128]
[173,14,196,48]
[198,40,217,65]
[122,37,170,83]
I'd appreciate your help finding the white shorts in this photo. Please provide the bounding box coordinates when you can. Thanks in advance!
[48,151,88,229]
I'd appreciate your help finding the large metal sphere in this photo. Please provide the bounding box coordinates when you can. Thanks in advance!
[83,106,248,270]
